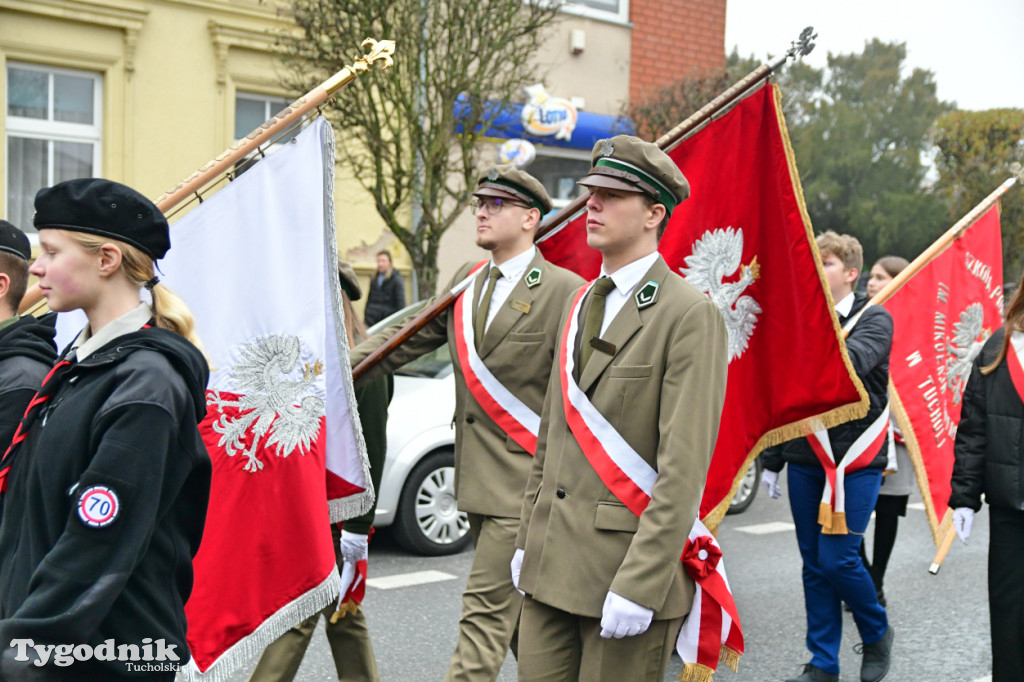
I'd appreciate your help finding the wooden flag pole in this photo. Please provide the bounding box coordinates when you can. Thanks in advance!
[929,525,958,575]
[352,27,818,381]
[19,38,396,314]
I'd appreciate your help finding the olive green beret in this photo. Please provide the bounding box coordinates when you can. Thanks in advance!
[577,135,690,217]
[474,165,552,214]
[337,257,362,301]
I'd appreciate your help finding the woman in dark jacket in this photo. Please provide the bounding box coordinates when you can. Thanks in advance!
[0,178,211,680]
[950,270,1024,682]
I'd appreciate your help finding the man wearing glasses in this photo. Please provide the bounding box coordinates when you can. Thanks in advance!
[351,165,583,681]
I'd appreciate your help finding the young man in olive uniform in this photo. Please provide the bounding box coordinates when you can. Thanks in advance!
[513,136,729,681]
[351,166,583,681]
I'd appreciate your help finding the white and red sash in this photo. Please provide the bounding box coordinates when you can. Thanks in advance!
[805,404,889,534]
[1006,334,1024,405]
[452,261,541,455]
[559,283,743,681]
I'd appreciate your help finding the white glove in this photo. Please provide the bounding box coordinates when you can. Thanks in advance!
[510,548,525,596]
[599,591,653,639]
[762,470,781,499]
[952,508,974,545]
[338,531,368,598]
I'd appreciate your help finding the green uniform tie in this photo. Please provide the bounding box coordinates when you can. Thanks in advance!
[578,277,616,375]
[475,266,502,348]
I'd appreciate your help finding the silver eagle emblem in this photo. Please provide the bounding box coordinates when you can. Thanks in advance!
[680,227,761,362]
[947,303,989,404]
[207,335,325,472]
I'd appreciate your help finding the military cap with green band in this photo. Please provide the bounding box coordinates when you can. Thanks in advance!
[474,164,553,214]
[577,135,690,217]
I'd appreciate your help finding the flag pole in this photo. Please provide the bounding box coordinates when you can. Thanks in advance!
[352,27,817,381]
[19,38,396,314]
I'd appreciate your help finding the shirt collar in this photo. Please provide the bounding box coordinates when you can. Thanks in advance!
[490,245,536,281]
[834,291,856,318]
[73,302,152,361]
[600,251,660,296]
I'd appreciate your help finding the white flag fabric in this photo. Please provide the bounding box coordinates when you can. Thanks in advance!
[158,117,372,679]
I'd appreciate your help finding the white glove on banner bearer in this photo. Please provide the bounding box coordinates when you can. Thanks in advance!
[510,548,524,595]
[952,507,974,544]
[600,591,653,639]
[762,470,781,499]
[338,530,369,598]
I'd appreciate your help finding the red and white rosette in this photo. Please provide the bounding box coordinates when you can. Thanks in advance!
[676,519,744,682]
[559,283,743,680]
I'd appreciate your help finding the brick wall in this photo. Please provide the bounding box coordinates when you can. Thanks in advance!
[629,0,726,104]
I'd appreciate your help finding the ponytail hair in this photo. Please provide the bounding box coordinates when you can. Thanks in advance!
[65,232,207,354]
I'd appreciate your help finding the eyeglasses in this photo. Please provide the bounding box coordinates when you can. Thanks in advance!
[470,197,531,215]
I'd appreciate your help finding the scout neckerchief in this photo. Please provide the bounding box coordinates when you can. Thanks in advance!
[452,261,541,455]
[804,305,890,534]
[558,281,744,681]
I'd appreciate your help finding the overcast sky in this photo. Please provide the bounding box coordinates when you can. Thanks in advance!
[724,0,1024,112]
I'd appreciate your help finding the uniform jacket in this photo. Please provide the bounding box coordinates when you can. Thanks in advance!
[364,270,406,326]
[763,292,893,472]
[516,256,729,619]
[352,251,583,518]
[0,315,57,450]
[0,326,211,678]
[950,328,1024,512]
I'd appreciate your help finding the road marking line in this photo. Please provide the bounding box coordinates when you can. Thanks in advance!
[907,502,925,511]
[367,570,458,590]
[971,675,991,682]
[735,521,795,535]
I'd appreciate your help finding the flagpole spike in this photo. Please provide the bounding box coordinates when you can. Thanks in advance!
[787,27,817,60]
[1010,161,1024,184]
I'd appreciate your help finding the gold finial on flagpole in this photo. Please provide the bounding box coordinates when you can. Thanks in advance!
[323,38,396,95]
[1010,161,1023,184]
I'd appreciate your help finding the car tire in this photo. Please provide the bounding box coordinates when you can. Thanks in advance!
[392,449,472,556]
[727,456,762,515]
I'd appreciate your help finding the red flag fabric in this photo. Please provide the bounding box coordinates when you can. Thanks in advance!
[881,204,1004,539]
[538,83,868,524]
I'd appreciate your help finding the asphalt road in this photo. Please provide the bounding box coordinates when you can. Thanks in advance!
[222,482,993,682]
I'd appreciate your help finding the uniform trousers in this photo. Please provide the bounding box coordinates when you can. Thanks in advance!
[517,594,682,682]
[989,506,1024,682]
[787,463,888,674]
[445,513,522,682]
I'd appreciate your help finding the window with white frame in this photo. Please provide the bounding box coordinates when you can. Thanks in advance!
[234,92,299,174]
[5,63,102,233]
[561,0,628,23]
[527,147,592,211]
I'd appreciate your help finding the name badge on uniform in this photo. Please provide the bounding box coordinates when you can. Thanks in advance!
[524,267,542,288]
[635,281,660,309]
[78,485,121,528]
[509,299,531,314]
[589,338,616,356]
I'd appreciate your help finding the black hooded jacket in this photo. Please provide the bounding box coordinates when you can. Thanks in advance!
[0,325,211,679]
[0,315,57,450]
[763,292,894,472]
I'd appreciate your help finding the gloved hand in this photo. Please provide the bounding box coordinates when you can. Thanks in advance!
[952,507,974,545]
[338,530,369,598]
[510,548,525,596]
[762,470,781,499]
[599,591,653,639]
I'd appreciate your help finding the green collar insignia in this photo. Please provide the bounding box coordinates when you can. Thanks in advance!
[524,267,542,288]
[635,280,659,309]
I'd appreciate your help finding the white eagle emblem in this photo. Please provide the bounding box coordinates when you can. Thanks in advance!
[680,227,761,362]
[947,303,989,404]
[207,335,325,472]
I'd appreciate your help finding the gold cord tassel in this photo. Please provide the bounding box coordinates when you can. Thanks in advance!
[720,646,741,673]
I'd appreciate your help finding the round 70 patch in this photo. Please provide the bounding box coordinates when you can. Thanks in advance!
[78,486,120,528]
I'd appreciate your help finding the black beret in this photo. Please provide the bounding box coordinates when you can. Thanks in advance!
[34,178,170,260]
[0,221,31,261]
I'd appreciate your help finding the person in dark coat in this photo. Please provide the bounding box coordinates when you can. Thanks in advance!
[363,250,405,326]
[0,220,57,450]
[950,267,1024,682]
[762,231,894,682]
[0,179,211,680]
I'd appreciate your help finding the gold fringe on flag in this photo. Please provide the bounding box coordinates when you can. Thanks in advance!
[721,645,741,673]
[677,662,715,682]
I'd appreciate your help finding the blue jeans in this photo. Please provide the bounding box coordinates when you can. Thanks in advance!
[787,463,888,674]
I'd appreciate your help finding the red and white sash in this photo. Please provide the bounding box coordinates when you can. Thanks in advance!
[452,262,541,455]
[1006,333,1024,404]
[559,283,743,681]
[805,404,889,534]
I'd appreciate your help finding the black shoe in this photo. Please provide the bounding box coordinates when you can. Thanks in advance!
[856,626,894,682]
[876,587,887,607]
[785,663,839,682]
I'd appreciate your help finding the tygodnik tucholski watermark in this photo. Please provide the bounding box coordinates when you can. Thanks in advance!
[9,637,180,672]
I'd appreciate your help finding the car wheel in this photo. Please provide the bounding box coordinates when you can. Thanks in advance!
[393,449,471,556]
[727,457,762,515]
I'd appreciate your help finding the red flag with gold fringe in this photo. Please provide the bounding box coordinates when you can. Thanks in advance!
[538,83,868,525]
